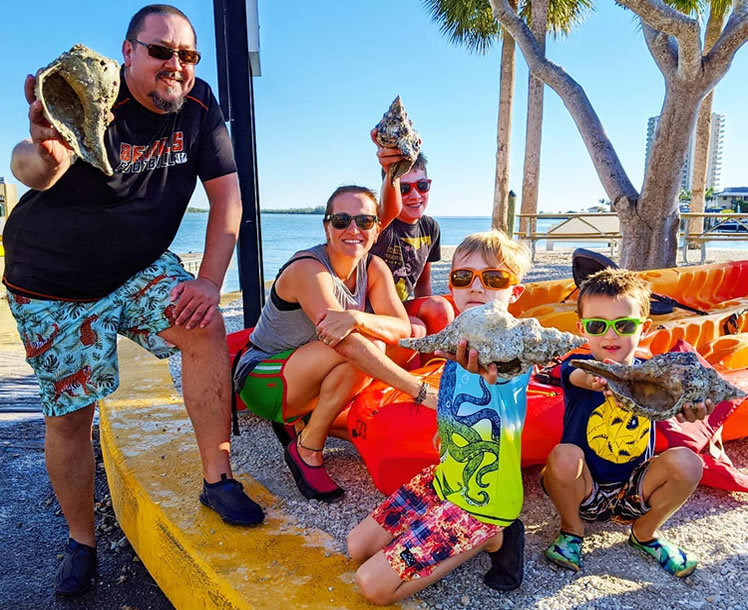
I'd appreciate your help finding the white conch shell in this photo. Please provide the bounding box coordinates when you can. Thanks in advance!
[35,44,120,175]
[400,300,586,377]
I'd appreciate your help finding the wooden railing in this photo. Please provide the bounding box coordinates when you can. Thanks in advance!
[680,212,748,264]
[513,213,621,260]
[511,212,748,264]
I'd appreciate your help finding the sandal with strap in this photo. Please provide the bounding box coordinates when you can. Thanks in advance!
[629,530,697,577]
[271,421,298,448]
[283,434,344,502]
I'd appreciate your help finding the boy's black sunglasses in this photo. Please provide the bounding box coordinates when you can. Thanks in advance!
[129,39,201,65]
[400,179,432,195]
[324,213,379,230]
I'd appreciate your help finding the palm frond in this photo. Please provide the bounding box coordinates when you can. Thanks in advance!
[421,0,500,55]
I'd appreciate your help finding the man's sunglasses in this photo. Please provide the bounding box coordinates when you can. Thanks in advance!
[400,179,432,195]
[581,317,646,336]
[129,39,201,65]
[449,268,519,290]
[324,213,379,230]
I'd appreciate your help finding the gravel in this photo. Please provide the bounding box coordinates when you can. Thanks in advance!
[167,247,748,609]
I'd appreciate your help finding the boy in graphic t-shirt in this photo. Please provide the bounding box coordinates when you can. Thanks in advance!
[542,268,712,577]
[371,132,454,364]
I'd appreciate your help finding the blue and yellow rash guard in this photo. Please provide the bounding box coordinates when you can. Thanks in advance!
[433,360,529,526]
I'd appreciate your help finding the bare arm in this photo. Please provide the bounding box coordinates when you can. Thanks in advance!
[170,172,242,329]
[11,75,74,190]
[371,129,404,229]
[198,173,242,287]
[279,258,437,408]
[287,257,411,346]
[345,255,411,343]
[568,367,609,391]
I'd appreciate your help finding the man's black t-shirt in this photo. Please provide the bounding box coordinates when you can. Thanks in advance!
[2,71,236,301]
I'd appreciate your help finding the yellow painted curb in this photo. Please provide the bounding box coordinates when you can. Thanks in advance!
[100,334,405,609]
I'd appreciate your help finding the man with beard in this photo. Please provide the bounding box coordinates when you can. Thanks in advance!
[3,4,264,596]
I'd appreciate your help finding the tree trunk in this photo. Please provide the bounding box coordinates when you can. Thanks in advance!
[491,0,518,232]
[619,87,703,269]
[519,0,547,236]
[688,10,725,242]
[688,92,714,241]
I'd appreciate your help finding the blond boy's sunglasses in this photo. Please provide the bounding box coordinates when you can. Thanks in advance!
[449,268,519,290]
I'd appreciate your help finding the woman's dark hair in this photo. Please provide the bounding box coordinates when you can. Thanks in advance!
[126,4,197,44]
[324,185,379,218]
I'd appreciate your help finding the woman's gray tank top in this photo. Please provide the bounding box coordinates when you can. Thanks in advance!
[234,244,369,390]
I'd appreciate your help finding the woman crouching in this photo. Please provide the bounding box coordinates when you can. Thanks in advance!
[234,185,437,501]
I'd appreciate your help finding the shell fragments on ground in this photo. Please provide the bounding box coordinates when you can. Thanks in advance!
[570,352,747,421]
[399,300,586,376]
[373,95,421,185]
[35,44,120,175]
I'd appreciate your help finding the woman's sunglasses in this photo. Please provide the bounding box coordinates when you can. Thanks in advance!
[129,39,201,65]
[324,213,379,230]
[581,317,646,336]
[449,268,519,290]
[400,179,432,195]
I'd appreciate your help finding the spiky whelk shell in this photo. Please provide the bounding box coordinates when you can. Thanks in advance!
[399,300,586,377]
[373,96,421,185]
[570,352,747,421]
[35,44,120,175]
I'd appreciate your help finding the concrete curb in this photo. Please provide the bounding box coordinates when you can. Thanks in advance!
[99,321,396,608]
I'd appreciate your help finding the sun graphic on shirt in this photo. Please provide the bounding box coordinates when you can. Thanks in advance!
[587,395,651,464]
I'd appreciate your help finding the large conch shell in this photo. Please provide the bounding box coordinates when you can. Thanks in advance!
[399,300,586,377]
[373,96,421,185]
[570,352,747,421]
[35,44,120,175]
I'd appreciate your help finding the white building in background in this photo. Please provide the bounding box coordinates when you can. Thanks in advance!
[645,113,725,192]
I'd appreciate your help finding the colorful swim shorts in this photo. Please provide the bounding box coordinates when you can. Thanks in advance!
[6,251,193,417]
[578,459,652,524]
[371,464,502,581]
[540,458,651,525]
[237,349,296,424]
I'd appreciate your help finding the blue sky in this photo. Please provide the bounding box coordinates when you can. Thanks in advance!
[1,1,745,216]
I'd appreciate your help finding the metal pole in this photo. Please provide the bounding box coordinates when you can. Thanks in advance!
[213,0,265,328]
[507,190,517,238]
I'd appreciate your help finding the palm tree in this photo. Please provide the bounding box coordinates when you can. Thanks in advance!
[422,0,592,232]
[521,0,592,234]
[421,0,515,231]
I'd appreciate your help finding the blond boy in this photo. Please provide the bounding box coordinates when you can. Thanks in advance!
[347,231,531,604]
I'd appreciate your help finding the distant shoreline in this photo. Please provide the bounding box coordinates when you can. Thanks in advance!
[186,208,324,215]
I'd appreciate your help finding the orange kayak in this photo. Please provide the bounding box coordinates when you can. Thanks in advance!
[346,260,748,495]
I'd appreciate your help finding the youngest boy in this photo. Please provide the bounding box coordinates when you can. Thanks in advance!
[347,230,532,605]
[543,268,710,577]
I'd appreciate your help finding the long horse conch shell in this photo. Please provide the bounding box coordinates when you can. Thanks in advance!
[570,352,747,421]
[35,44,120,175]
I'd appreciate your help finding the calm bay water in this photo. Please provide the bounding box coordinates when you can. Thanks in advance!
[172,213,745,293]
[172,214,511,293]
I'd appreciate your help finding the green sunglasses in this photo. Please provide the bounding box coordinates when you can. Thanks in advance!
[581,317,646,336]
